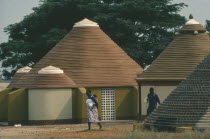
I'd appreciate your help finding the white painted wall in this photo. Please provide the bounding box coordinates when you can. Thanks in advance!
[141,86,177,115]
[29,88,72,120]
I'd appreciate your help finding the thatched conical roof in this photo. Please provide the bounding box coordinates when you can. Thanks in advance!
[28,66,77,88]
[9,19,142,88]
[137,17,210,82]
[7,66,31,88]
[145,53,210,129]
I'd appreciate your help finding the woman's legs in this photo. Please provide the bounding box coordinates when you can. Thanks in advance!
[88,122,102,130]
[97,122,102,129]
[88,122,91,130]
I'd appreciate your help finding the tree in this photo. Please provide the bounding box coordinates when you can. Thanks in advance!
[206,20,210,36]
[0,0,186,79]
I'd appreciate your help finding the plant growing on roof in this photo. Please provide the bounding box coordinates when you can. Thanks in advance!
[206,20,210,36]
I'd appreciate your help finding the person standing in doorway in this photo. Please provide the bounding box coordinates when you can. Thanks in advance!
[86,89,102,130]
[147,87,160,116]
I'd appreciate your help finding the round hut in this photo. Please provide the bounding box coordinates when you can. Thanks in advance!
[28,66,76,124]
[137,15,210,120]
[144,53,210,129]
[7,18,143,125]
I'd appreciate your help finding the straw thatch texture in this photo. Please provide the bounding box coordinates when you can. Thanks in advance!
[9,26,142,88]
[137,24,210,81]
[7,73,27,88]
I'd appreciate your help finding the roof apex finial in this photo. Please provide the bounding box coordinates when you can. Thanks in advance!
[189,14,194,19]
[185,14,199,25]
[74,18,99,27]
[17,66,32,73]
[38,65,64,74]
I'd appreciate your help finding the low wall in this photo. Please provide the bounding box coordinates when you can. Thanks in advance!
[72,88,87,123]
[8,88,28,124]
[0,88,13,121]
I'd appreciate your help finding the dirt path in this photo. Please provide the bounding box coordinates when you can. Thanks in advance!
[0,123,134,139]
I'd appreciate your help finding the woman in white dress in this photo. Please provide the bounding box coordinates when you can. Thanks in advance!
[86,89,102,130]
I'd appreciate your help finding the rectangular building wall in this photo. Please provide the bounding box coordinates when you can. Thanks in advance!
[141,85,177,119]
[115,87,138,120]
[90,87,138,121]
[72,87,138,122]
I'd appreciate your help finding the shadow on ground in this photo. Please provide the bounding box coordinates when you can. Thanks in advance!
[76,129,105,133]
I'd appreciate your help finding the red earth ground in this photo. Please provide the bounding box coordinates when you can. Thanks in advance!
[0,122,134,138]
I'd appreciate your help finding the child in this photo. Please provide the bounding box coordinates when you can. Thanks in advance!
[93,94,98,102]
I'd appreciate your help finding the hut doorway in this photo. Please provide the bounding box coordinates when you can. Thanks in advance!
[101,88,116,121]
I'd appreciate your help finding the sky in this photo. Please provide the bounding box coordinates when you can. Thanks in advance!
[173,0,210,25]
[0,0,40,43]
[0,0,210,43]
